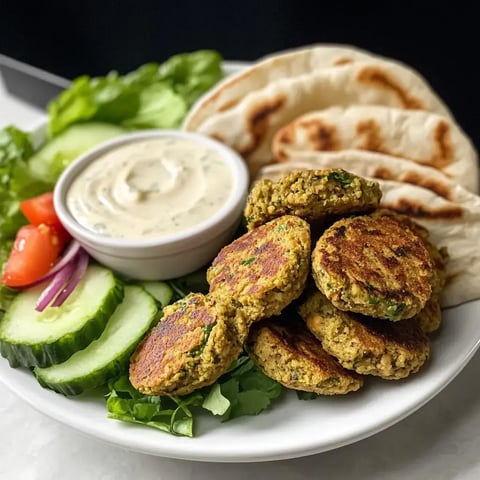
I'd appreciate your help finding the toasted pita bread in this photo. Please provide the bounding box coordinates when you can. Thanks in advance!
[256,160,480,308]
[272,106,478,192]
[183,44,378,131]
[186,60,452,175]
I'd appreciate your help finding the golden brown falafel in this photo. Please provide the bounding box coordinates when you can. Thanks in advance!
[312,215,434,320]
[247,313,363,395]
[298,289,430,380]
[129,293,244,396]
[207,215,311,323]
[244,169,382,230]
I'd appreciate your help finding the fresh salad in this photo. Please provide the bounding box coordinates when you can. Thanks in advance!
[0,50,284,437]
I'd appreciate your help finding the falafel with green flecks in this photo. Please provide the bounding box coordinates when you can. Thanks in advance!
[129,293,245,396]
[298,289,430,380]
[246,313,364,395]
[207,215,311,324]
[311,215,434,320]
[244,168,382,230]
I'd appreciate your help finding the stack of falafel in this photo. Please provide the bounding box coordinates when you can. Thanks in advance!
[130,169,448,398]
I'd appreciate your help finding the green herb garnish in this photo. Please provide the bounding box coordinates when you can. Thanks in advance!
[240,257,256,266]
[368,296,381,305]
[188,323,215,357]
[327,171,352,186]
[386,302,407,320]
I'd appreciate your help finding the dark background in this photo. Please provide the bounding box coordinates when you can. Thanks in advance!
[1,2,478,149]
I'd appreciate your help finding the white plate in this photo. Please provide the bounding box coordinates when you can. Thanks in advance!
[1,66,480,463]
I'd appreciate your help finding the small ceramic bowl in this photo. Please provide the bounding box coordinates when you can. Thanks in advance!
[54,130,249,280]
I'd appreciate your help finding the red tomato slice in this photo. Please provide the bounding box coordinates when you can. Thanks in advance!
[2,224,63,288]
[20,192,62,228]
[20,192,71,247]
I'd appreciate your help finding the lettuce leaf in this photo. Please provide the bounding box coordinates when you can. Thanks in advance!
[106,376,203,437]
[48,50,223,137]
[0,126,50,240]
[106,355,284,437]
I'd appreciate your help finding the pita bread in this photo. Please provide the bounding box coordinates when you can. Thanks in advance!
[272,106,478,193]
[185,60,452,175]
[256,160,480,308]
[257,151,462,199]
[183,44,378,131]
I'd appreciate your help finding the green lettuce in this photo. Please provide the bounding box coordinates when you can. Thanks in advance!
[0,126,50,240]
[106,356,284,437]
[48,50,223,137]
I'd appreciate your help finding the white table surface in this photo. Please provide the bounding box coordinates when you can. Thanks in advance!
[1,73,480,480]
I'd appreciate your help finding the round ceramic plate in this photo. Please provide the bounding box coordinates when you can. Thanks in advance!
[1,64,480,463]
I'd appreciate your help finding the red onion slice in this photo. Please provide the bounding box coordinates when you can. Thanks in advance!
[31,240,82,287]
[52,250,89,307]
[35,261,76,312]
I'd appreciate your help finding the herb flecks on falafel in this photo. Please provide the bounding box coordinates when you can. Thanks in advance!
[298,289,430,380]
[247,313,364,395]
[312,215,435,320]
[244,169,382,230]
[207,215,311,323]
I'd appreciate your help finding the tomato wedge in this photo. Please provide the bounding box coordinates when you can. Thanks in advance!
[20,192,71,246]
[2,224,64,288]
[20,192,60,227]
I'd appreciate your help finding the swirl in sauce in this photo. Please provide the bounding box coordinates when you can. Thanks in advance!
[66,137,233,239]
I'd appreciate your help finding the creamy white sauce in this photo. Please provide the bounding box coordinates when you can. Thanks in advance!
[66,137,233,239]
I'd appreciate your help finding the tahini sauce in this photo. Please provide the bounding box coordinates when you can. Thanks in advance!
[66,137,233,239]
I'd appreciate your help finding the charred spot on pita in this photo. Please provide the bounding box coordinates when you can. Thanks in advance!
[356,66,424,110]
[240,95,287,157]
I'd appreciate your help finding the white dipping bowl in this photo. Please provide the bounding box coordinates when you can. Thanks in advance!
[54,130,249,280]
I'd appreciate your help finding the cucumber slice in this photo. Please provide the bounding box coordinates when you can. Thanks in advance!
[34,285,157,395]
[0,265,123,368]
[139,281,173,307]
[29,122,127,185]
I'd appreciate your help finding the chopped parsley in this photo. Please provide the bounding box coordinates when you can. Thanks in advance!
[188,323,215,357]
[386,302,407,320]
[368,296,381,305]
[240,257,256,266]
[327,171,352,186]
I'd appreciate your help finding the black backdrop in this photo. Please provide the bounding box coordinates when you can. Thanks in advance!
[1,2,478,149]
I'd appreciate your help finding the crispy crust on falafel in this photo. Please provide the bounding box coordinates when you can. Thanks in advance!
[207,215,311,323]
[247,314,363,395]
[129,293,244,396]
[298,290,430,380]
[312,215,434,320]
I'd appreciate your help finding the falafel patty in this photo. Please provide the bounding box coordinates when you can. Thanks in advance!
[129,293,244,396]
[312,215,434,320]
[207,215,311,323]
[298,290,430,380]
[244,169,382,230]
[247,314,363,395]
